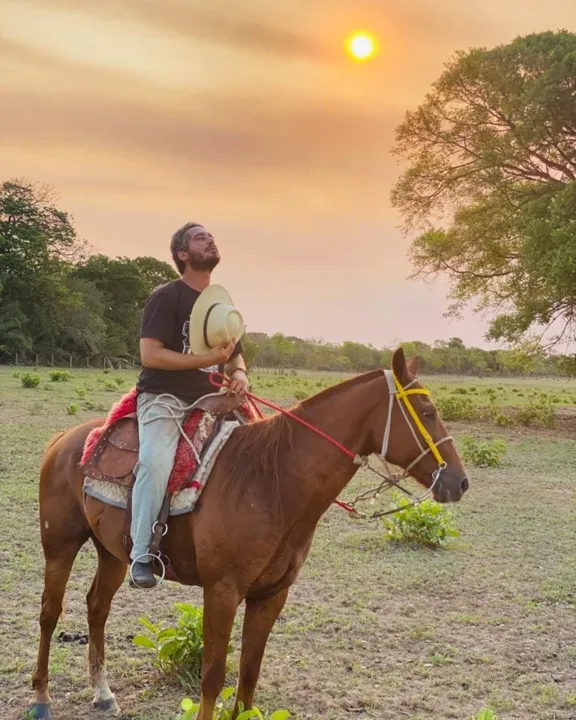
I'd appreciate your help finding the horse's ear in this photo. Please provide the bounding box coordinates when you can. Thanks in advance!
[392,347,409,384]
[407,355,419,377]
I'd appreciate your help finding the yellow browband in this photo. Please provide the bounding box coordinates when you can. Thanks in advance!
[392,372,446,467]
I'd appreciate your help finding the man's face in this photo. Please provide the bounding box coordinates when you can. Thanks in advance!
[179,228,220,272]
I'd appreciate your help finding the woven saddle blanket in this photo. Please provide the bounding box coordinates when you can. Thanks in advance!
[79,387,256,516]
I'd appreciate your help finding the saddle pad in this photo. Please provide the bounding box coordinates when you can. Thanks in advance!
[83,419,239,516]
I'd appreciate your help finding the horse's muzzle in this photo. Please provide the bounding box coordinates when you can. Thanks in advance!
[433,469,469,503]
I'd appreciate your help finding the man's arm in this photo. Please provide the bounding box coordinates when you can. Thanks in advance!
[224,352,249,394]
[224,353,247,377]
[140,337,235,371]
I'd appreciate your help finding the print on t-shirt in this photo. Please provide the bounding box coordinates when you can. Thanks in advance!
[181,319,217,374]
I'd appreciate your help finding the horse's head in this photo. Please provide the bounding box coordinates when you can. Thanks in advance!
[372,347,469,503]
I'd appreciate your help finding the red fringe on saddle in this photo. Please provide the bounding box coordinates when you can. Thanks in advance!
[80,387,138,466]
[80,387,258,494]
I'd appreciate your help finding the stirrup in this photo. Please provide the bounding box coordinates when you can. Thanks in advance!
[129,552,166,589]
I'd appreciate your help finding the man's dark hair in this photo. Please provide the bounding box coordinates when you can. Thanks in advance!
[170,221,202,274]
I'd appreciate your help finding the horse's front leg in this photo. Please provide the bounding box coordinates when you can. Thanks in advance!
[233,588,289,718]
[196,584,241,720]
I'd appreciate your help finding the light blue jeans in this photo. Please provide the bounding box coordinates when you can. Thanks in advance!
[130,392,184,563]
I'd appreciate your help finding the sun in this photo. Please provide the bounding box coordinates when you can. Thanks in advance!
[346,32,377,61]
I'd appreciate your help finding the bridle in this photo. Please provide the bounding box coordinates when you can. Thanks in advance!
[341,369,454,519]
[209,369,455,519]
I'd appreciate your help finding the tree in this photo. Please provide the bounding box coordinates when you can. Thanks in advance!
[0,179,86,354]
[390,31,576,351]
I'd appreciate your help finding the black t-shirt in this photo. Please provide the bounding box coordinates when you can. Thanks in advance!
[136,279,243,403]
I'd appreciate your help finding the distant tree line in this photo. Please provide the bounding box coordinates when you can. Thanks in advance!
[1,179,574,377]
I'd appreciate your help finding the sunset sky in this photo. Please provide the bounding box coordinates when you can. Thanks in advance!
[2,0,575,349]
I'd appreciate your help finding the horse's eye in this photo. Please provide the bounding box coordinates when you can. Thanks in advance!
[422,409,435,420]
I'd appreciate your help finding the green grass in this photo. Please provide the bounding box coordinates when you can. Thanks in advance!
[0,367,575,719]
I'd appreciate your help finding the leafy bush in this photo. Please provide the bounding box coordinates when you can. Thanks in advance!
[12,370,21,378]
[49,370,70,382]
[453,387,468,395]
[436,395,475,421]
[382,491,459,548]
[473,710,498,720]
[20,372,40,388]
[515,393,555,428]
[67,403,81,415]
[461,437,507,467]
[133,602,228,688]
[493,412,514,428]
[178,687,292,720]
[114,376,125,387]
[293,389,308,401]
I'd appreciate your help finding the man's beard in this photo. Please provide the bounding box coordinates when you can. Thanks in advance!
[186,250,220,272]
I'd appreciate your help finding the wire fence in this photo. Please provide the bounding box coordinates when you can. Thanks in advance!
[1,352,139,370]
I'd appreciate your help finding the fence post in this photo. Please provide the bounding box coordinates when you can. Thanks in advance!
[70,356,73,368]
[36,353,39,368]
[15,352,19,366]
[87,357,90,369]
[51,354,54,367]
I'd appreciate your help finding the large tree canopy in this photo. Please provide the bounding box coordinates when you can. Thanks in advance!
[390,30,576,350]
[0,179,177,359]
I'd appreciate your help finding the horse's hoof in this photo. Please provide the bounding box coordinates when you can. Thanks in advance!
[92,697,120,714]
[26,704,54,719]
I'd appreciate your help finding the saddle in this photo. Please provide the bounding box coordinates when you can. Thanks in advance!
[80,390,252,569]
[81,392,247,487]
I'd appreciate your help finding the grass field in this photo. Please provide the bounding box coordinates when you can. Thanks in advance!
[0,366,575,720]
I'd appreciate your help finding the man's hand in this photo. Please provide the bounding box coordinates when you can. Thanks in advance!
[204,339,237,367]
[227,368,250,395]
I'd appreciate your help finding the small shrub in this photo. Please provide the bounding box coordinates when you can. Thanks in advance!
[453,387,468,395]
[20,372,40,389]
[12,370,21,378]
[436,395,475,421]
[382,491,459,548]
[462,437,507,468]
[133,602,226,688]
[493,412,514,428]
[515,393,555,428]
[114,377,125,388]
[67,403,81,415]
[103,380,118,392]
[74,387,87,399]
[49,370,71,382]
[294,390,308,401]
[178,687,292,720]
[473,711,498,720]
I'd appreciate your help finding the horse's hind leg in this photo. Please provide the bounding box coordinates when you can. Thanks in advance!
[29,510,89,718]
[86,539,127,714]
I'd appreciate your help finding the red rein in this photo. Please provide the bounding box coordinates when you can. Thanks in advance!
[208,372,358,514]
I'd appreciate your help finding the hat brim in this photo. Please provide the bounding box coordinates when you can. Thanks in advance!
[188,284,244,355]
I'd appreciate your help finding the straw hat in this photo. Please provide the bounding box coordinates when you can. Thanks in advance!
[188,284,245,355]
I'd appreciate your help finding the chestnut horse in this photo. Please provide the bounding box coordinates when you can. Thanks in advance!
[28,348,468,719]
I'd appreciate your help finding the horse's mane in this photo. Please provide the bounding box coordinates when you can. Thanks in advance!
[220,369,384,516]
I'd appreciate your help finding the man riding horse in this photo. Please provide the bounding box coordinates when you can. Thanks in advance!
[129,222,250,588]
